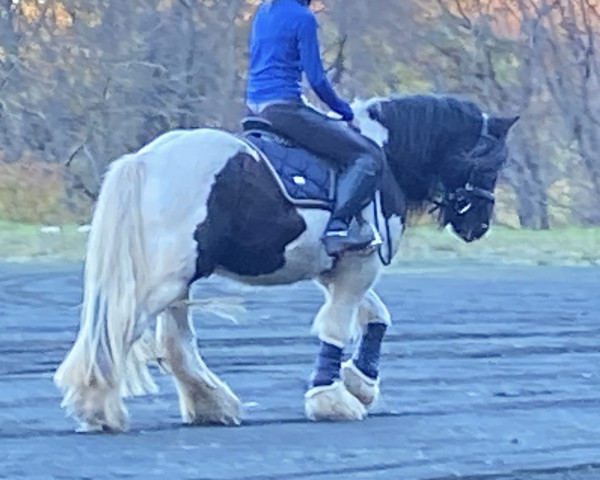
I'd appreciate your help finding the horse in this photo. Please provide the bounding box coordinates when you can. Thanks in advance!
[53,93,519,432]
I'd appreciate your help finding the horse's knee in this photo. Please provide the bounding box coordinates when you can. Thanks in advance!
[313,301,357,345]
[357,290,391,329]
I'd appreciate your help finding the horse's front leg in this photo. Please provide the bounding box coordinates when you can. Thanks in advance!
[341,289,390,407]
[305,255,380,422]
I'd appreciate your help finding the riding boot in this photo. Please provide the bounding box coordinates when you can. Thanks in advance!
[322,156,382,256]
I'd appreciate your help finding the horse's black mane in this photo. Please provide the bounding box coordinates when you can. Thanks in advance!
[370,94,484,206]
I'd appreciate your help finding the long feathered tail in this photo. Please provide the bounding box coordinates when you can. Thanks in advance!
[54,152,157,414]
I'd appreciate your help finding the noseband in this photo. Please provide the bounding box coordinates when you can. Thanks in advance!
[443,182,495,215]
[429,182,495,216]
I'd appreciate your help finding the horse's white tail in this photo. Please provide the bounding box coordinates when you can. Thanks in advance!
[54,152,157,406]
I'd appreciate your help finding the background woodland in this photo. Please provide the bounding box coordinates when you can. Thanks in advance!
[1,0,599,229]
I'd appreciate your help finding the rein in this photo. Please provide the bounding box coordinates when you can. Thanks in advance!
[372,192,393,266]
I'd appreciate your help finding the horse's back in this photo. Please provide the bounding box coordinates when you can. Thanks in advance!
[138,128,248,166]
[134,128,251,212]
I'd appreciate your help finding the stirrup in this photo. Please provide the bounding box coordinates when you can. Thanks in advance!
[322,222,382,256]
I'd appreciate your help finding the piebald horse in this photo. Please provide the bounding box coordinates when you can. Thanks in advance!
[54,94,519,432]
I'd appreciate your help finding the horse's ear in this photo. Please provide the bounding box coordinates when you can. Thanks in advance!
[489,115,520,139]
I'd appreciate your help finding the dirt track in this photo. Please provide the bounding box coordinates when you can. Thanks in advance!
[1,261,599,480]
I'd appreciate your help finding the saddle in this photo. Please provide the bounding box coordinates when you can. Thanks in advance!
[237,116,402,265]
[239,117,336,210]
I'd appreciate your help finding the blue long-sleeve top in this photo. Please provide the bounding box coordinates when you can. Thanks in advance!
[245,0,354,121]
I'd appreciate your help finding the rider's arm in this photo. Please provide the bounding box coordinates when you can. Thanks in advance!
[297,13,354,121]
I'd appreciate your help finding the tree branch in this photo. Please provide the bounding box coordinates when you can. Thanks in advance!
[325,34,347,86]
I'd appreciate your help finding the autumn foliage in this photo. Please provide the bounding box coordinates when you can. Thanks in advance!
[0,156,69,223]
[1,0,599,227]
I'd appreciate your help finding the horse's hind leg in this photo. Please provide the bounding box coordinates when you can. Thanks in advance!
[54,309,157,433]
[341,289,390,407]
[156,304,242,425]
[304,255,380,422]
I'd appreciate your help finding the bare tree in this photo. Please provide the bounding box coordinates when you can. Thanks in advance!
[1,0,599,226]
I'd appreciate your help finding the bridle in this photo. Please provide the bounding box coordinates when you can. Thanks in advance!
[434,181,496,216]
[429,113,497,217]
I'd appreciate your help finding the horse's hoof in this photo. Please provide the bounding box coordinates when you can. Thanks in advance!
[340,359,380,407]
[304,381,367,422]
[75,422,106,434]
[180,382,243,427]
[65,392,130,434]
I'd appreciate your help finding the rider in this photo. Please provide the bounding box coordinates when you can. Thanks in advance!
[245,0,384,256]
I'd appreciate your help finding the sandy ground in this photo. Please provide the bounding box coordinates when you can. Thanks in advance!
[1,261,599,480]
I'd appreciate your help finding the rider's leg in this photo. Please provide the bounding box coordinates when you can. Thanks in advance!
[260,102,384,255]
[324,155,381,255]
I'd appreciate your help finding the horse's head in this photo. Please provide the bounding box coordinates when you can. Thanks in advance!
[438,114,519,242]
[351,95,519,244]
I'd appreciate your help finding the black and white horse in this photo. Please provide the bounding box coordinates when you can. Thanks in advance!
[54,94,519,432]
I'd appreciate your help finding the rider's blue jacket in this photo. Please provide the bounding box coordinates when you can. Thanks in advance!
[246,0,354,120]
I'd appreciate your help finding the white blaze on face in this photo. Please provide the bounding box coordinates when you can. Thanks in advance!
[350,98,390,148]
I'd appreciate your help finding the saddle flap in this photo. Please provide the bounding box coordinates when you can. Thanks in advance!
[242,133,336,209]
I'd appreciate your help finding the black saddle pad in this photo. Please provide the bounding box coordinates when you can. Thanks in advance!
[243,131,335,209]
